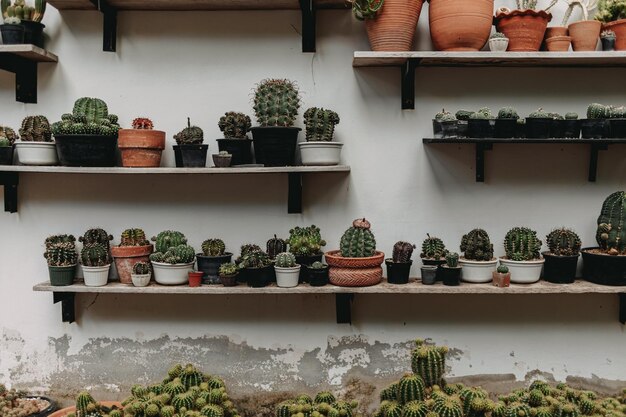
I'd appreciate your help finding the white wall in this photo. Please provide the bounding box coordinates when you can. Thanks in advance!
[0,0,624,408]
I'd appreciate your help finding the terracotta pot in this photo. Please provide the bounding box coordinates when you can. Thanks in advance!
[111,244,153,284]
[50,402,123,417]
[568,20,601,51]
[429,0,494,51]
[545,35,571,51]
[365,0,424,51]
[324,250,385,268]
[188,271,203,287]
[118,129,166,167]
[545,26,568,38]
[603,19,626,50]
[495,9,552,51]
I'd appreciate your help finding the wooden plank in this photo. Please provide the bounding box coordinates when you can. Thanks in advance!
[0,45,58,62]
[48,0,349,11]
[33,280,626,295]
[0,166,350,174]
[423,138,626,144]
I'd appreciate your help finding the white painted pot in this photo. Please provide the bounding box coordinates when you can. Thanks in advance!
[459,258,498,283]
[275,265,301,288]
[489,38,509,51]
[82,264,111,287]
[498,257,545,284]
[299,142,343,166]
[15,142,58,165]
[131,273,151,287]
[152,261,194,285]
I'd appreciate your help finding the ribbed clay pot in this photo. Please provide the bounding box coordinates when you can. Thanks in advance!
[568,20,601,51]
[545,35,571,51]
[118,129,166,167]
[429,0,494,51]
[111,244,153,284]
[545,26,568,38]
[365,0,424,51]
[603,19,626,50]
[495,9,552,51]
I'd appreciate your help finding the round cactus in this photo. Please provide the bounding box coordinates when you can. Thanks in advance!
[396,374,426,404]
[528,108,551,118]
[253,79,301,127]
[565,112,579,120]
[120,228,149,246]
[20,115,52,142]
[340,218,376,258]
[460,229,494,261]
[288,225,326,257]
[132,117,154,129]
[80,242,110,267]
[596,191,626,255]
[433,396,463,417]
[496,265,509,274]
[152,230,188,253]
[504,227,542,261]
[132,261,150,274]
[315,392,336,404]
[445,252,459,268]
[498,107,519,119]
[410,339,448,388]
[304,107,340,142]
[546,228,581,256]
[275,252,297,268]
[420,234,447,260]
[392,241,416,263]
[174,117,204,145]
[267,235,287,259]
[202,239,226,257]
[218,112,252,139]
[402,401,429,417]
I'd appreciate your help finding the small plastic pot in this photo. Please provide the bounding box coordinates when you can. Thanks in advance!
[432,120,443,138]
[601,36,616,51]
[0,146,14,165]
[48,265,76,286]
[245,265,273,287]
[581,119,609,139]
[609,119,626,138]
[217,138,253,165]
[542,252,579,284]
[173,144,208,167]
[420,266,438,285]
[456,120,469,138]
[441,266,461,286]
[219,273,238,287]
[468,119,494,138]
[385,259,412,284]
[251,127,300,166]
[295,253,323,283]
[552,119,581,138]
[131,273,151,287]
[21,20,45,47]
[275,265,301,288]
[306,266,329,286]
[422,258,446,281]
[188,271,203,287]
[440,121,458,138]
[55,135,118,167]
[83,264,110,287]
[0,24,25,44]
[494,119,518,138]
[525,118,553,138]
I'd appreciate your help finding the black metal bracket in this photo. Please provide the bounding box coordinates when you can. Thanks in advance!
[401,59,420,110]
[53,292,76,323]
[299,0,316,53]
[588,143,609,182]
[475,142,493,182]
[336,293,354,324]
[619,293,625,325]
[0,172,18,213]
[288,172,303,214]
[0,53,38,103]
[89,0,117,52]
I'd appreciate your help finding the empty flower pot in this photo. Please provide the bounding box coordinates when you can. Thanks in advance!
[568,20,601,51]
[545,35,571,51]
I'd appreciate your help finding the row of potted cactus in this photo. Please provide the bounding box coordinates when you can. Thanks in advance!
[0,0,46,48]
[432,103,626,139]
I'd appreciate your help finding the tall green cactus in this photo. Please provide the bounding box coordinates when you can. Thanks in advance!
[504,227,542,261]
[339,218,376,258]
[396,374,426,404]
[304,107,340,142]
[75,391,96,416]
[218,112,252,139]
[410,339,447,387]
[202,238,226,256]
[19,116,52,142]
[402,401,429,417]
[596,191,626,255]
[545,228,581,256]
[420,234,447,260]
[460,229,494,261]
[253,79,301,127]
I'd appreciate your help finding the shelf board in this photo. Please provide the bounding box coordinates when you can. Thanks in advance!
[0,45,58,103]
[0,45,58,62]
[48,0,348,10]
[0,165,350,175]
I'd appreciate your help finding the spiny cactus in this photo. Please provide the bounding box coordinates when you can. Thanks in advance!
[202,239,226,257]
[288,225,326,257]
[51,98,120,137]
[0,126,18,145]
[504,227,542,261]
[133,261,150,275]
[120,228,149,246]
[279,392,357,417]
[152,230,188,253]
[497,265,509,273]
[310,261,327,269]
[132,117,154,130]
[596,191,626,255]
[150,244,196,264]
[411,339,448,387]
[433,396,464,417]
[44,234,77,266]
[455,110,474,121]
[238,249,271,269]
[75,391,96,416]
[304,107,340,142]
[470,107,493,119]
[315,392,337,404]
[396,374,426,404]
[19,116,51,142]
[253,79,301,127]
[80,242,110,267]
[219,262,238,276]
[240,243,261,257]
[0,137,11,147]
[420,234,447,260]
[402,401,429,417]
[275,252,297,268]
[266,235,287,259]
[528,108,551,118]
[392,241,416,263]
[460,229,494,261]
[340,218,376,258]
[459,387,488,416]
[545,228,581,256]
[565,112,579,120]
[174,117,204,145]
[80,227,113,251]
[219,112,252,139]
[1,0,45,22]
[491,32,507,39]
[498,107,520,119]
[445,252,459,268]
[587,103,613,119]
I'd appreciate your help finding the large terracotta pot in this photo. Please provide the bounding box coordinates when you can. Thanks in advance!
[111,244,154,284]
[325,250,385,287]
[365,0,424,51]
[495,9,552,51]
[118,129,166,167]
[603,18,626,50]
[50,402,123,417]
[428,0,494,51]
[568,20,601,51]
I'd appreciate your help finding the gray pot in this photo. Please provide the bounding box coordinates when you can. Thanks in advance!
[421,266,438,285]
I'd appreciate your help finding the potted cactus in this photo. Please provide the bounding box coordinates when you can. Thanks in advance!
[420,234,448,281]
[492,264,511,287]
[217,111,253,165]
[299,107,343,165]
[149,230,196,285]
[440,252,461,286]
[552,112,581,138]
[131,261,151,287]
[196,238,232,284]
[325,218,384,287]
[274,252,300,288]
[489,32,509,51]
[15,115,58,165]
[525,108,555,138]
[79,228,113,287]
[287,225,326,282]
[110,228,153,285]
[595,0,626,50]
[582,103,611,138]
[582,191,626,286]
[385,241,416,285]
[495,107,519,138]
[212,151,232,168]
[173,117,207,167]
[495,0,557,51]
[251,78,301,167]
[0,15,23,44]
[44,234,77,286]
[542,228,581,284]
[267,234,287,260]
[0,126,17,165]
[1,0,46,47]
[455,109,472,137]
[458,228,498,283]
[499,227,544,283]
[601,29,616,50]
[118,117,166,167]
[468,108,495,138]
[432,109,458,139]
[306,261,329,286]
[237,245,273,288]
[607,104,626,138]
[218,262,238,287]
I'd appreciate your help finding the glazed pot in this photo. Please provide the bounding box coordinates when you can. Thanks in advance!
[429,0,494,51]
[118,129,165,167]
[498,257,545,283]
[217,138,253,165]
[364,0,424,51]
[581,247,626,286]
[82,264,111,287]
[151,261,195,285]
[603,19,626,50]
[55,135,118,167]
[441,266,461,286]
[173,144,208,168]
[568,20,601,51]
[212,154,232,167]
[275,265,301,288]
[489,37,509,51]
[420,265,437,285]
[545,35,571,51]
[0,146,14,165]
[385,259,412,284]
[251,127,300,166]
[495,9,552,51]
[299,142,343,166]
[48,265,76,286]
[131,273,151,287]
[15,141,58,165]
[196,253,233,284]
[111,244,153,284]
[459,258,498,283]
[188,271,203,287]
[542,252,579,284]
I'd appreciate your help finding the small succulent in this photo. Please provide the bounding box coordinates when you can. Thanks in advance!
[470,107,494,119]
[201,238,226,257]
[445,252,459,268]
[219,262,238,276]
[498,107,519,119]
[455,110,474,120]
[288,225,326,257]
[601,29,616,38]
[133,261,151,275]
[304,107,340,142]
[132,118,154,130]
[218,151,231,156]
[80,242,110,267]
[496,265,509,274]
[528,108,551,118]
[174,117,203,145]
[0,126,18,145]
[1,0,46,22]
[218,112,251,139]
[565,112,579,120]
[392,241,416,263]
[0,137,11,147]
[275,252,297,268]
[490,32,507,39]
[119,228,149,247]
[310,261,327,269]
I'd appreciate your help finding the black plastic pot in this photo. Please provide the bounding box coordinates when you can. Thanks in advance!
[55,135,118,167]
[456,120,469,138]
[609,119,626,138]
[494,119,517,138]
[251,127,300,166]
[21,21,45,48]
[217,138,253,165]
[420,266,437,285]
[245,265,273,288]
[468,119,494,138]
[441,121,457,138]
[1,24,25,44]
[173,144,208,167]
[581,247,626,286]
[552,119,581,138]
[386,259,412,284]
[441,266,461,286]
[525,118,553,138]
[196,253,232,284]
[542,252,579,284]
[306,266,329,286]
[295,253,323,283]
[27,396,56,417]
[601,37,615,51]
[49,265,76,286]
[581,119,609,139]
[515,121,526,138]
[0,146,14,165]
[432,120,443,138]
[422,258,446,281]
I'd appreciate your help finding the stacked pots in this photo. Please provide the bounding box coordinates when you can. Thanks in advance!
[495,9,552,51]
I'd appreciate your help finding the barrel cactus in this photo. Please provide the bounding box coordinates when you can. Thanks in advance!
[253,79,300,127]
[218,112,252,139]
[587,103,612,119]
[546,228,581,256]
[150,244,195,264]
[174,117,204,145]
[565,112,579,120]
[496,265,509,274]
[238,249,271,269]
[528,108,551,118]
[288,225,326,257]
[392,241,416,263]
[455,110,474,120]
[596,191,626,255]
[275,252,297,268]
[304,107,340,142]
[460,229,494,261]
[152,230,188,253]
[445,252,459,268]
[266,235,287,259]
[51,97,120,136]
[470,107,493,119]
[19,115,51,142]
[201,238,226,256]
[80,242,110,266]
[433,396,463,417]
[44,234,78,266]
[396,373,426,404]
[340,218,377,258]
[504,227,542,261]
[420,234,447,260]
[120,228,149,246]
[498,107,519,119]
[133,261,150,275]
[0,126,18,145]
[1,0,46,22]
[132,117,154,130]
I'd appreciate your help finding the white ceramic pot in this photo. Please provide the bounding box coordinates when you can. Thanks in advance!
[459,258,498,283]
[152,261,194,285]
[489,38,509,51]
[498,257,545,283]
[275,265,301,288]
[299,142,343,166]
[15,142,58,165]
[131,273,151,287]
[82,264,111,287]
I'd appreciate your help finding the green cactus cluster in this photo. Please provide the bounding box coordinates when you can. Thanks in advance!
[420,235,448,260]
[81,242,111,267]
[586,103,626,119]
[595,0,626,22]
[44,234,77,266]
[0,383,46,417]
[304,107,340,142]
[201,239,226,257]
[445,252,459,268]
[596,191,626,255]
[392,241,416,263]
[253,79,301,127]
[152,231,188,253]
[219,262,238,276]
[0,126,18,146]
[218,112,251,139]
[277,392,357,417]
[51,98,121,137]
[497,107,519,120]
[469,108,494,120]
[237,246,271,269]
[545,228,581,256]
[528,108,551,119]
[120,228,150,247]
[496,265,509,274]
[19,116,52,142]
[340,218,376,258]
[1,0,46,22]
[504,227,542,261]
[174,117,204,145]
[267,235,287,259]
[149,230,195,264]
[288,225,326,257]
[133,261,151,275]
[411,339,448,387]
[460,229,494,261]
[275,251,297,268]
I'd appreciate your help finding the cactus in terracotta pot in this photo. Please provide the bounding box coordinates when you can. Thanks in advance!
[339,218,376,258]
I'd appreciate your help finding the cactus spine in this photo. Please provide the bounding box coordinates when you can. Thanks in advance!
[504,227,542,261]
[219,112,252,139]
[420,234,447,260]
[445,252,459,268]
[253,79,301,127]
[44,234,77,266]
[304,107,340,142]
[19,115,52,142]
[288,225,326,257]
[392,241,416,263]
[411,339,448,387]
[396,374,426,404]
[202,239,226,256]
[120,228,149,246]
[433,396,464,417]
[275,252,297,268]
[266,235,287,259]
[132,117,154,130]
[340,218,376,258]
[596,191,626,255]
[545,228,581,256]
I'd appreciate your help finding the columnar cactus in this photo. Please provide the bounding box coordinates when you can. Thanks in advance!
[266,235,287,259]
[218,112,252,139]
[504,227,542,261]
[51,98,120,136]
[80,242,110,266]
[19,116,52,142]
[75,391,96,416]
[396,374,426,404]
[120,228,149,246]
[339,218,376,258]
[174,117,204,145]
[288,225,326,257]
[253,79,301,127]
[498,107,520,119]
[202,238,226,257]
[411,339,448,387]
[445,252,459,268]
[304,107,340,142]
[596,191,626,255]
[132,118,154,130]
[392,241,416,263]
[546,228,581,256]
[1,0,46,22]
[460,229,494,261]
[275,252,297,268]
[133,261,150,275]
[420,234,447,260]
[460,387,488,416]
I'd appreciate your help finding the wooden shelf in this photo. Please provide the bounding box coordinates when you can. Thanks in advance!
[0,45,58,103]
[0,165,350,214]
[33,279,626,324]
[422,138,626,182]
[352,51,626,109]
